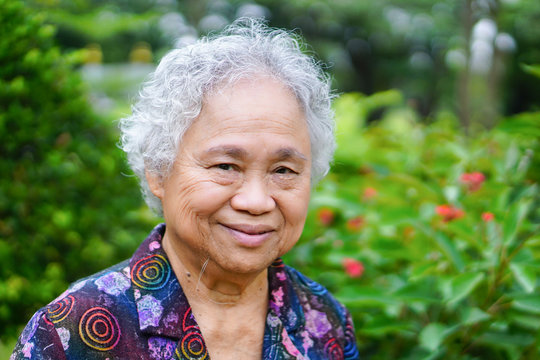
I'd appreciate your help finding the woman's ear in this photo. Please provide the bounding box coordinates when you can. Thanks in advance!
[145,170,165,199]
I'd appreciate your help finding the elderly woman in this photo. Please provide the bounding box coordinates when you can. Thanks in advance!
[12,19,359,359]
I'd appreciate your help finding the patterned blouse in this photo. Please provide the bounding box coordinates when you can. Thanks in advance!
[11,224,360,359]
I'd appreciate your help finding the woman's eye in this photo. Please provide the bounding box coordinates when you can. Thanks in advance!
[216,163,233,171]
[275,166,295,174]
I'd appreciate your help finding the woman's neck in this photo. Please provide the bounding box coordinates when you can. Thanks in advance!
[163,232,269,307]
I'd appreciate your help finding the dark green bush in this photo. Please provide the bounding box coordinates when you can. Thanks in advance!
[0,0,155,339]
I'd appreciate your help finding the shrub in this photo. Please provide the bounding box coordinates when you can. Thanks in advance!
[0,0,155,339]
[285,93,540,359]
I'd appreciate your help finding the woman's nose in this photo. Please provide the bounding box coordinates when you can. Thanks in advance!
[230,176,276,215]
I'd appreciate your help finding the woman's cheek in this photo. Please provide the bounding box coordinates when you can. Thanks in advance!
[270,173,299,190]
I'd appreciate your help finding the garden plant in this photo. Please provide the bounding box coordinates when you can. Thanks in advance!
[285,92,540,359]
[0,0,155,343]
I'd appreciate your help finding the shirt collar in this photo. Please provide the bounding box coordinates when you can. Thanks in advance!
[129,224,305,340]
[129,223,190,339]
[267,258,305,334]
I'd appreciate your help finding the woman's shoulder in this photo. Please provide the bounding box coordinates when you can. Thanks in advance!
[267,261,360,359]
[269,259,350,325]
[44,258,134,324]
[283,265,350,320]
[11,259,135,359]
[49,259,132,307]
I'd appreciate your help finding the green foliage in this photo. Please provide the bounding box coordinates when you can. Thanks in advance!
[497,111,540,182]
[284,93,540,359]
[26,0,167,63]
[28,0,540,124]
[0,0,156,339]
[521,64,540,79]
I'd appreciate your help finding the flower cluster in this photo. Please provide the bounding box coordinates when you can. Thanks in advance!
[343,258,364,278]
[436,204,465,222]
[346,216,365,232]
[317,208,335,226]
[482,212,495,222]
[460,172,485,192]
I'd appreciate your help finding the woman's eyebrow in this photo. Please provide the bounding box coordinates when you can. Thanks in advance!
[274,147,308,162]
[202,146,307,162]
[203,145,248,159]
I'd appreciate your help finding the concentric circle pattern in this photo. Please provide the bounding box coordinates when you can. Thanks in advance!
[47,295,75,323]
[343,324,360,358]
[131,254,171,290]
[175,308,208,360]
[177,331,208,360]
[79,307,121,351]
[324,338,344,360]
[182,307,198,331]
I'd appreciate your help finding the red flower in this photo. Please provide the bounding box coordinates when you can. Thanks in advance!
[436,204,465,222]
[317,208,335,226]
[343,258,364,278]
[363,187,378,200]
[460,172,486,192]
[346,216,365,232]
[482,212,495,222]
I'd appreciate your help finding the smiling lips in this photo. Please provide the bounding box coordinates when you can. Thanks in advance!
[221,223,275,247]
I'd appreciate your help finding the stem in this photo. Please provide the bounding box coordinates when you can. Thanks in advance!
[461,296,511,354]
[464,236,534,354]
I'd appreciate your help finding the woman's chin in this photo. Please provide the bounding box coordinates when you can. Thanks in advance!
[209,253,275,278]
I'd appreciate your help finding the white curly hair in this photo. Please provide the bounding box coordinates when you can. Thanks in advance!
[119,18,336,215]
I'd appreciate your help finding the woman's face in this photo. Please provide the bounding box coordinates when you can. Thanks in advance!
[151,77,312,276]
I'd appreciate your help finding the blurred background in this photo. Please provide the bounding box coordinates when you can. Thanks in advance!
[1,0,539,358]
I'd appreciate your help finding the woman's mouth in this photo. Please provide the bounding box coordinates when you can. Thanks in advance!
[220,223,275,247]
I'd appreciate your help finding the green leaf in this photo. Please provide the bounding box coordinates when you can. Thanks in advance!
[445,272,485,306]
[414,222,465,272]
[460,307,491,325]
[310,193,362,212]
[498,112,540,138]
[503,200,532,246]
[361,316,414,337]
[419,349,446,360]
[510,262,536,293]
[409,263,438,281]
[419,323,445,351]
[521,63,540,79]
[512,295,540,314]
[419,323,458,352]
[393,281,440,303]
[363,89,403,112]
[337,286,400,307]
[509,313,540,330]
[478,331,535,347]
[334,92,367,136]
[434,232,465,272]
[386,174,439,201]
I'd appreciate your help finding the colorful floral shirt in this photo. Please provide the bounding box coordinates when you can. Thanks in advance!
[12,224,360,359]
